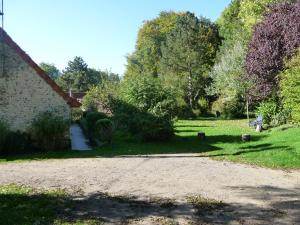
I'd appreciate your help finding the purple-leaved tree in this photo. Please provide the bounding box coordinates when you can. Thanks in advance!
[245,0,300,103]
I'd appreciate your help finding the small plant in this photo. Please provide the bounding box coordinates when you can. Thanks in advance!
[30,112,69,151]
[187,195,225,214]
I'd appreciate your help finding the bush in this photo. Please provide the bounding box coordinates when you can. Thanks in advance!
[30,112,69,151]
[0,121,9,154]
[95,119,113,144]
[256,101,277,126]
[2,131,32,155]
[212,96,245,119]
[85,111,108,133]
[280,49,300,124]
[112,75,177,141]
[71,108,83,123]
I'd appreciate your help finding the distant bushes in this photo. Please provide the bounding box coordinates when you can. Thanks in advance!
[0,121,10,154]
[111,75,177,141]
[80,111,113,145]
[30,112,70,151]
[0,122,32,155]
[256,101,290,127]
[280,49,300,125]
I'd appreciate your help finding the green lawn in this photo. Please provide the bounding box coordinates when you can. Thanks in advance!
[0,185,103,225]
[1,118,300,169]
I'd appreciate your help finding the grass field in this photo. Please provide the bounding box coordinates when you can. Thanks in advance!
[1,118,299,169]
[0,184,103,225]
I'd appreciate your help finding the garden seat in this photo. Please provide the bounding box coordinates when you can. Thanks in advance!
[249,115,263,128]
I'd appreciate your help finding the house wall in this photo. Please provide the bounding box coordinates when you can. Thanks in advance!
[0,42,71,132]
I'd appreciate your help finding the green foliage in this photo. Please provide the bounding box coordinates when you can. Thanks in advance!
[238,0,293,34]
[82,79,119,113]
[239,0,295,32]
[39,62,61,80]
[112,75,177,141]
[280,49,300,124]
[212,96,245,119]
[256,101,277,125]
[126,11,182,77]
[217,0,243,40]
[71,108,83,123]
[95,118,113,144]
[56,57,119,92]
[209,39,249,118]
[1,119,300,168]
[0,121,9,154]
[30,112,69,151]
[256,99,290,127]
[85,111,108,134]
[2,131,32,155]
[160,12,220,109]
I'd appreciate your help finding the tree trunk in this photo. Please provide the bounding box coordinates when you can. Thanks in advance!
[188,67,193,109]
[246,98,250,124]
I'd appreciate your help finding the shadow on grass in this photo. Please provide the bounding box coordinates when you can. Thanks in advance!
[1,185,299,224]
[198,143,293,158]
[0,133,269,162]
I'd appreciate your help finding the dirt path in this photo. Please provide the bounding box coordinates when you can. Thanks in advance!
[0,155,299,224]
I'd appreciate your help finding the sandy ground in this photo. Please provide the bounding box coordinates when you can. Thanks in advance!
[0,155,299,224]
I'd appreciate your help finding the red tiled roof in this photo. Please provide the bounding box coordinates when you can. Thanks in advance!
[0,28,81,108]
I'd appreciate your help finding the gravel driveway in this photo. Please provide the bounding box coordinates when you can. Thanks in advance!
[0,155,299,224]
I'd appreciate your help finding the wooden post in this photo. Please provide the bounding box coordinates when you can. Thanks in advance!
[198,132,205,140]
[242,134,251,142]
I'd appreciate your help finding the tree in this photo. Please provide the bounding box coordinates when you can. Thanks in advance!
[238,0,294,33]
[160,13,220,109]
[111,75,177,141]
[280,49,300,124]
[39,62,61,80]
[245,0,300,103]
[57,57,90,91]
[209,40,248,118]
[217,0,243,41]
[56,57,119,92]
[125,11,182,77]
[82,79,119,114]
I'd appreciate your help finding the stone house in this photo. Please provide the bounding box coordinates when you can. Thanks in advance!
[0,28,81,131]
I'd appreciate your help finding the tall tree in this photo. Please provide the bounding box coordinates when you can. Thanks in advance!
[160,13,220,109]
[39,62,61,80]
[245,0,300,103]
[217,0,243,41]
[56,57,117,92]
[238,0,295,33]
[125,11,182,77]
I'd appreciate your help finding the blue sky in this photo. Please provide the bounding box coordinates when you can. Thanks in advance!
[4,0,231,75]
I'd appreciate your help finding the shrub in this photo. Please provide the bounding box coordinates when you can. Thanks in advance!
[212,96,245,119]
[256,101,277,125]
[112,75,177,141]
[0,121,9,154]
[82,80,119,114]
[280,49,300,124]
[71,108,83,123]
[95,119,113,144]
[85,111,108,133]
[2,131,32,155]
[30,112,69,151]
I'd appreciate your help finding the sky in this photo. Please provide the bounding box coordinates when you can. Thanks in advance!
[3,0,231,75]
